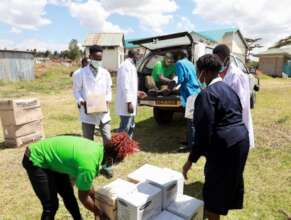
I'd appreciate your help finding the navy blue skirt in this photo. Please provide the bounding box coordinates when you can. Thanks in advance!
[203,137,250,215]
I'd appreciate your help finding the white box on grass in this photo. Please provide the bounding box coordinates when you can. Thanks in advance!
[117,182,162,220]
[95,179,137,220]
[150,211,184,220]
[166,194,204,220]
[162,168,184,195]
[146,174,178,209]
[127,164,164,184]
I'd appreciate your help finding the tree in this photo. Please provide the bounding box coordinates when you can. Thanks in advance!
[44,50,51,58]
[245,37,263,62]
[67,39,81,61]
[270,35,291,48]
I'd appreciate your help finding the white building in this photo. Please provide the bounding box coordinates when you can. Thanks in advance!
[84,33,125,72]
[198,28,248,62]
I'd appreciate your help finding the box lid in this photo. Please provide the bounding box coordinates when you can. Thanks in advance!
[0,98,40,110]
[152,211,184,220]
[147,172,178,187]
[167,194,204,218]
[128,164,164,182]
[163,168,184,180]
[118,182,161,207]
[95,179,137,205]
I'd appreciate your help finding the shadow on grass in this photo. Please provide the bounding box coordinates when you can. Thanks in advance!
[0,141,9,150]
[184,181,204,200]
[134,113,187,153]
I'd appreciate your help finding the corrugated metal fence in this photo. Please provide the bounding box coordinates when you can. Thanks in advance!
[0,51,35,81]
[283,62,291,77]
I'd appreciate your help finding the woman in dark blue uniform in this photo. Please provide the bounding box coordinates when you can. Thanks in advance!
[182,54,250,220]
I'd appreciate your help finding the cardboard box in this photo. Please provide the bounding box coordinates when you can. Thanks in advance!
[166,194,204,220]
[0,99,43,126]
[151,211,184,220]
[4,131,44,147]
[86,93,107,114]
[3,120,44,139]
[117,182,162,220]
[95,179,137,220]
[163,168,184,195]
[127,164,164,184]
[147,174,178,209]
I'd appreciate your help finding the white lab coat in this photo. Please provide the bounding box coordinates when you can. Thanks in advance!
[115,58,138,116]
[73,65,112,125]
[224,63,255,148]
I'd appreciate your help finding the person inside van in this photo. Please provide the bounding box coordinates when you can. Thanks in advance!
[145,52,176,96]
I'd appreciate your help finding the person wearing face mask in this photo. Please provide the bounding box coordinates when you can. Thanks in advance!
[213,44,255,148]
[115,50,147,138]
[73,45,113,178]
[183,54,250,220]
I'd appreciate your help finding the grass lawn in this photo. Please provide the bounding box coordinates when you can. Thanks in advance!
[0,63,290,220]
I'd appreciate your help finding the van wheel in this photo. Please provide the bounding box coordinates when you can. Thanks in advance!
[153,107,174,125]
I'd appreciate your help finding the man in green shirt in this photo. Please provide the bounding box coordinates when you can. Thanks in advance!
[22,134,138,220]
[145,53,176,96]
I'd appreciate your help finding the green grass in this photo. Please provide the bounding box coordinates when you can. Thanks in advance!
[0,67,290,220]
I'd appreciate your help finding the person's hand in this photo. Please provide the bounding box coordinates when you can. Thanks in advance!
[168,80,176,90]
[89,188,95,200]
[128,102,134,114]
[182,160,192,180]
[138,91,147,99]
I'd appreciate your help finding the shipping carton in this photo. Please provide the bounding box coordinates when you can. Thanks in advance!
[147,174,178,209]
[3,120,43,139]
[163,168,184,195]
[117,182,162,220]
[4,131,44,147]
[151,211,184,220]
[0,99,43,126]
[95,179,137,220]
[86,94,107,114]
[127,164,164,184]
[166,194,204,220]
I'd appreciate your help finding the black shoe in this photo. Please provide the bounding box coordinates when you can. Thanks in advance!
[100,166,113,179]
[177,145,191,153]
[180,141,188,145]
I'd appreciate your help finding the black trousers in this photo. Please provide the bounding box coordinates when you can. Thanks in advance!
[22,155,82,220]
[203,138,250,215]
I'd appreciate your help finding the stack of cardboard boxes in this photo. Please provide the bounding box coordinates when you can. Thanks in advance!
[95,164,204,220]
[0,98,45,147]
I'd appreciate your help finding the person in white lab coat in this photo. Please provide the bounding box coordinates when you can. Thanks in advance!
[115,50,146,138]
[73,45,113,178]
[213,44,255,148]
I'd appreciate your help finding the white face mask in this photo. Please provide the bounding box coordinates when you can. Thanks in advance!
[91,60,102,69]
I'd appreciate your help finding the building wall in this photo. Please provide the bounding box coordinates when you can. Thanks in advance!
[0,51,34,81]
[259,55,285,76]
[220,32,247,62]
[85,46,124,72]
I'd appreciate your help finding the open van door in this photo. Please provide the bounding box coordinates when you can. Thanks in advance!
[129,32,194,51]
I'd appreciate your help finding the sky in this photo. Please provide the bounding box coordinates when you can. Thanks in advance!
[0,0,290,52]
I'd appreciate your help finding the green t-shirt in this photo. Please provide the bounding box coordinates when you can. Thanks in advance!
[28,136,104,191]
[152,61,176,83]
